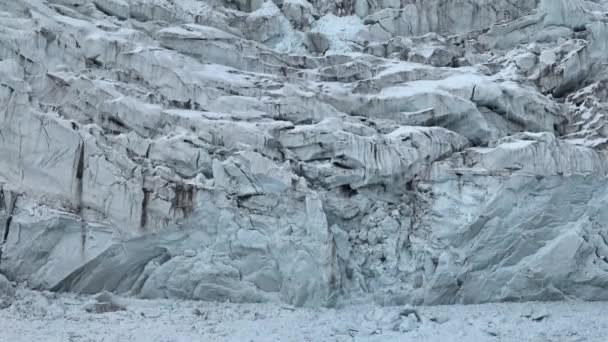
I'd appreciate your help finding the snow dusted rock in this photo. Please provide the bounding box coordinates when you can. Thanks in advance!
[0,274,14,308]
[514,52,538,73]
[93,0,129,19]
[357,0,539,41]
[408,46,457,67]
[283,0,317,29]
[565,80,608,148]
[0,274,12,295]
[479,0,591,50]
[1,0,608,309]
[232,0,265,13]
[245,1,290,44]
[304,31,330,54]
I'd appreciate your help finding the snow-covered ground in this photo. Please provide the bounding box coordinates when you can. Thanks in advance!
[0,289,605,342]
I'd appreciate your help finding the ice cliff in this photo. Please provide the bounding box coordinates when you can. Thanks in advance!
[2,0,608,307]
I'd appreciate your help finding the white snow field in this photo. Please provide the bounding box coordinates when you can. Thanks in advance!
[0,288,606,342]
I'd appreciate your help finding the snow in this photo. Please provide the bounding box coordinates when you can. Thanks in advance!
[374,61,434,77]
[310,14,369,53]
[1,289,608,342]
[249,1,281,18]
[158,25,237,40]
[284,0,314,10]
[273,30,307,54]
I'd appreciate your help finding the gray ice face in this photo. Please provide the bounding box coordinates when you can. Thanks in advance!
[1,0,608,308]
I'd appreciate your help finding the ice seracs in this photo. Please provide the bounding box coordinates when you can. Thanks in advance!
[1,0,608,308]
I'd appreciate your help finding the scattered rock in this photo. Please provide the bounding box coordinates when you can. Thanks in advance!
[253,312,267,320]
[428,314,450,324]
[85,301,126,314]
[483,327,499,337]
[531,309,551,322]
[84,292,126,314]
[399,306,421,322]
[193,307,208,319]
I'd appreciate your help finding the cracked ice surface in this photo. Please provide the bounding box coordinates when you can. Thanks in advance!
[1,0,608,311]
